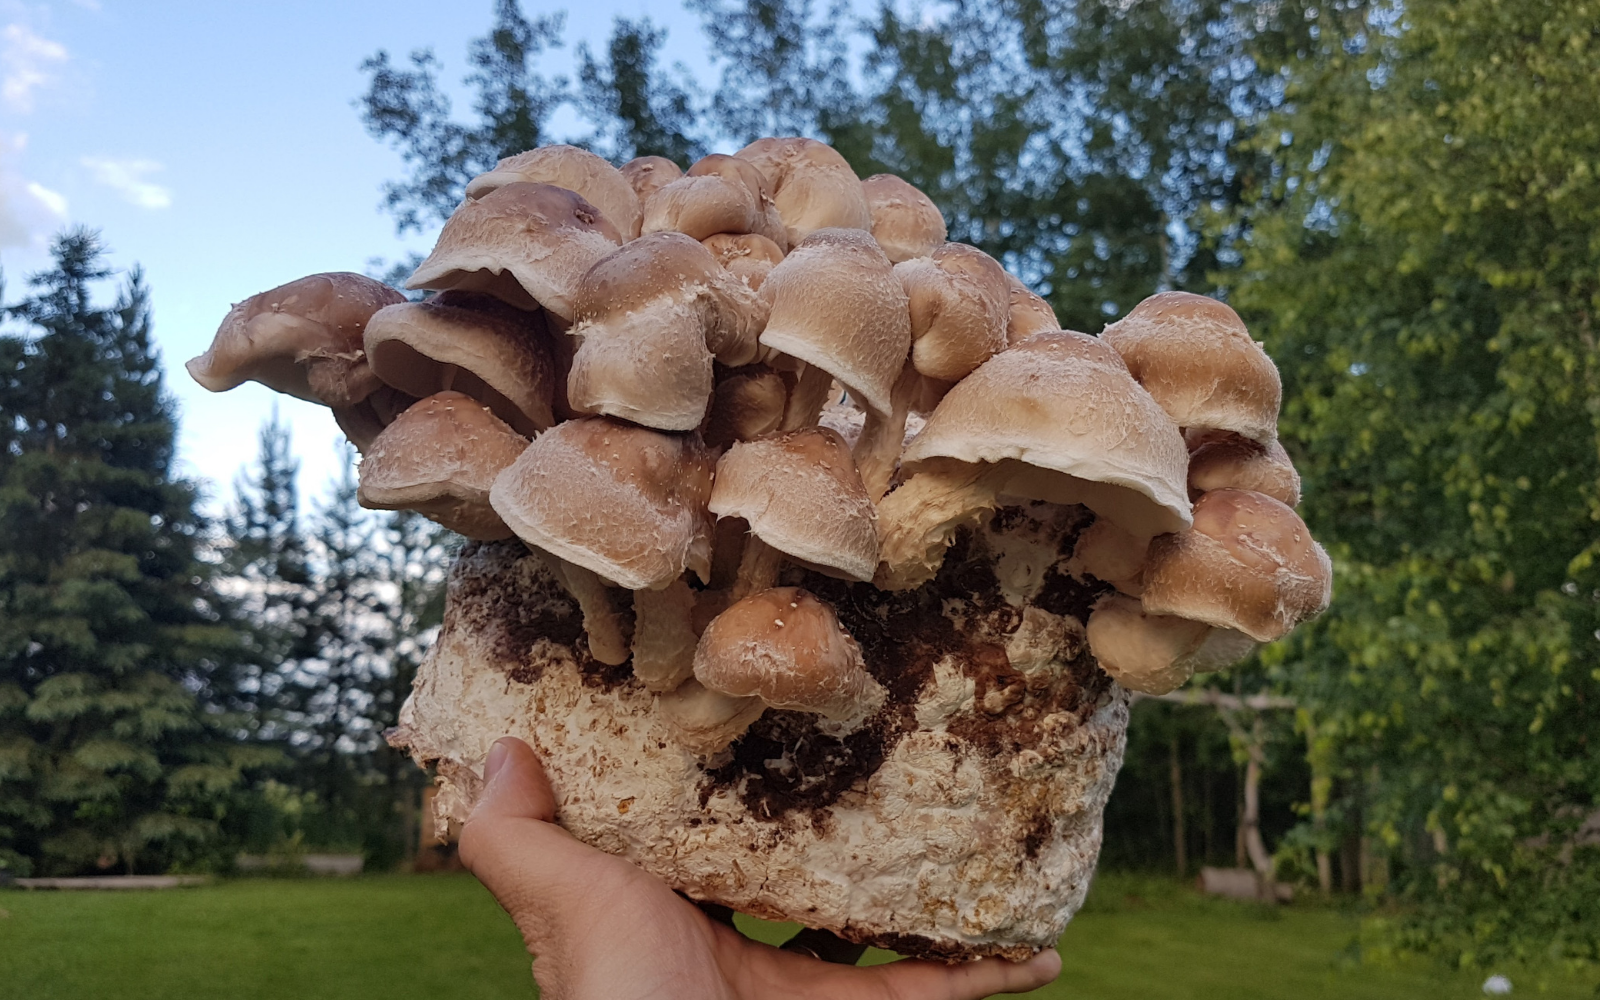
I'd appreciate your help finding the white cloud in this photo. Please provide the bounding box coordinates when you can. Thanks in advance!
[25,179,65,216]
[0,129,67,250]
[2,24,68,114]
[80,155,171,209]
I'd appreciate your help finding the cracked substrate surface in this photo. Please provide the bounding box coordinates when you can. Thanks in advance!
[390,501,1130,962]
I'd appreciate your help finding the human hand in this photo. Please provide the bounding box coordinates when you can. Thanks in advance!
[459,736,1063,1000]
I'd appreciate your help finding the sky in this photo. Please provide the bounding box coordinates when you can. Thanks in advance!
[0,0,722,511]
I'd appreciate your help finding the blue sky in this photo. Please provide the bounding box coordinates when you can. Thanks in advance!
[0,0,720,509]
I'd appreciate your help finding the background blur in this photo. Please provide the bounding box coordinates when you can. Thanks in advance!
[1,0,1597,994]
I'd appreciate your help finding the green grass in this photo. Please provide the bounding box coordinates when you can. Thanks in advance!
[2,873,1595,999]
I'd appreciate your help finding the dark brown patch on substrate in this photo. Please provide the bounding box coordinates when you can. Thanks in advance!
[697,505,1107,823]
[449,541,638,692]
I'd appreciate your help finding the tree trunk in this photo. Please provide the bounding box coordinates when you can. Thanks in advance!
[1169,732,1187,878]
[1242,716,1272,878]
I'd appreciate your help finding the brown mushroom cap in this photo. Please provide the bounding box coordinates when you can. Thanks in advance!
[406,182,622,319]
[896,243,1011,383]
[902,331,1193,538]
[332,385,419,454]
[187,272,403,407]
[758,228,911,417]
[641,154,787,249]
[702,366,788,449]
[1073,517,1150,597]
[709,427,880,582]
[489,416,716,590]
[1005,274,1059,345]
[621,155,684,204]
[1085,594,1208,695]
[567,232,768,430]
[861,173,946,263]
[1100,291,1282,444]
[694,587,880,720]
[465,144,643,240]
[1186,431,1302,507]
[1141,488,1332,643]
[357,391,527,540]
[362,291,557,437]
[734,137,872,246]
[702,232,786,291]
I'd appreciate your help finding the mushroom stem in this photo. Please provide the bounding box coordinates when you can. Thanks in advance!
[631,576,699,692]
[546,555,632,665]
[853,362,920,502]
[874,459,1010,591]
[731,535,784,601]
[780,364,834,431]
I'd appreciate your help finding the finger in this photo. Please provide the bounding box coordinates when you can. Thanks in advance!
[868,947,1062,1000]
[470,737,558,825]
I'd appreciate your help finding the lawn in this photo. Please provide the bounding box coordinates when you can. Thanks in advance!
[1,872,1593,1000]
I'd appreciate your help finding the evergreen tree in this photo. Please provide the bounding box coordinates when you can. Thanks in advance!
[223,406,317,738]
[0,230,263,876]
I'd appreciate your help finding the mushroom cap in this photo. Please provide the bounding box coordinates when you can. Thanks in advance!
[901,331,1193,538]
[734,137,871,246]
[758,228,911,417]
[702,366,788,449]
[1186,431,1302,507]
[709,427,880,581]
[567,232,768,430]
[621,155,685,204]
[332,384,420,454]
[363,291,557,437]
[1141,488,1332,643]
[896,242,1011,383]
[641,154,787,249]
[1085,593,1207,695]
[465,144,643,240]
[861,173,946,263]
[1005,274,1059,346]
[187,272,403,407]
[489,416,716,590]
[1073,517,1150,596]
[694,587,878,719]
[357,391,528,540]
[1100,291,1282,444]
[702,232,786,290]
[406,182,622,320]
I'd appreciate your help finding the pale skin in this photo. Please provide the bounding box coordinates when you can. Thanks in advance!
[461,737,1064,1000]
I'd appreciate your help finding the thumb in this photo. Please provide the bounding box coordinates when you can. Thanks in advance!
[458,737,599,954]
[471,737,558,825]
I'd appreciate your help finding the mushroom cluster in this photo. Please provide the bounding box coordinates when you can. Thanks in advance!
[188,138,1331,957]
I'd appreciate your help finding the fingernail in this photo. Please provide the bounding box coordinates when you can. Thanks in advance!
[485,739,512,783]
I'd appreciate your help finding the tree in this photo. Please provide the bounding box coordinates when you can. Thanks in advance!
[224,427,453,863]
[359,0,568,232]
[1224,0,1600,965]
[576,18,704,165]
[0,230,265,876]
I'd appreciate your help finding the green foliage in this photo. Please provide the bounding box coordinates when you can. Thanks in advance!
[225,429,453,863]
[1224,0,1600,966]
[359,0,567,231]
[0,230,266,876]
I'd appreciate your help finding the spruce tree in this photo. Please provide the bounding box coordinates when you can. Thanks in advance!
[0,230,261,876]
